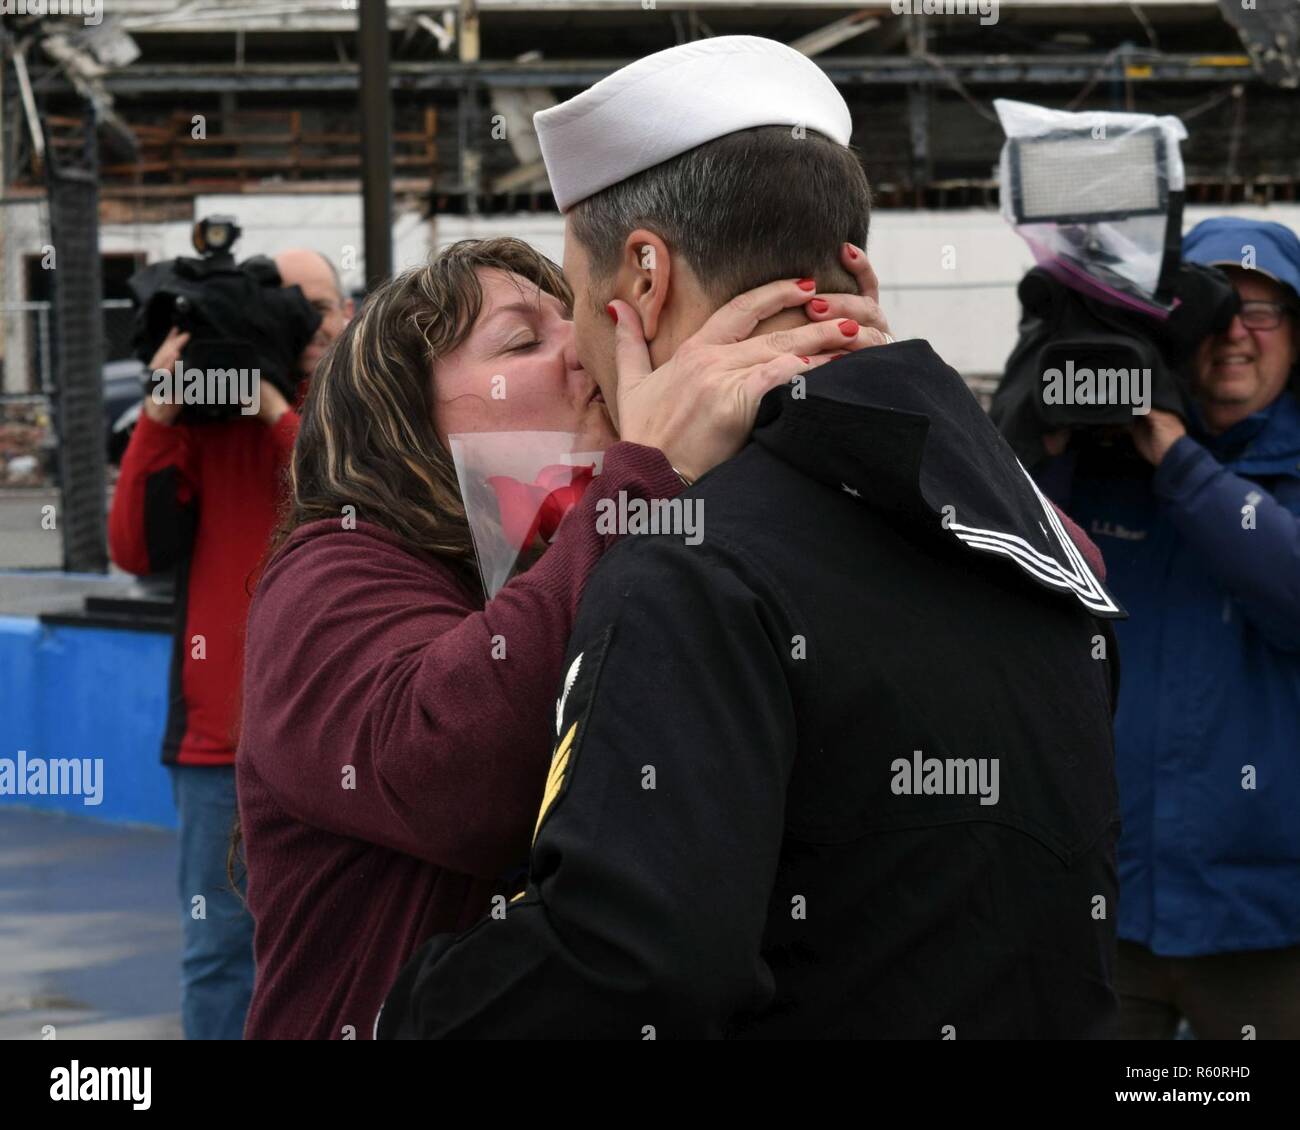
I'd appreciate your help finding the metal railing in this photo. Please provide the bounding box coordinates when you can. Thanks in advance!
[1,298,134,399]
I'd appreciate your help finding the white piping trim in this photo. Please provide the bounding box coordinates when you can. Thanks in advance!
[956,533,1118,615]
[944,461,1120,615]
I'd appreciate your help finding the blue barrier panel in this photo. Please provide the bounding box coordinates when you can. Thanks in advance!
[1,615,176,829]
[0,618,41,765]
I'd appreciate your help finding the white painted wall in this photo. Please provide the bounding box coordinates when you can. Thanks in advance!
[433,213,567,263]
[438,204,1300,380]
[193,193,435,290]
[2,201,47,393]
[6,198,1300,394]
[2,193,433,391]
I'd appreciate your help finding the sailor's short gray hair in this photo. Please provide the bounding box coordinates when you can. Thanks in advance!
[568,125,871,307]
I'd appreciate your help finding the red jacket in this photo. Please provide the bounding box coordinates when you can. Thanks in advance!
[108,409,299,766]
[235,441,682,1040]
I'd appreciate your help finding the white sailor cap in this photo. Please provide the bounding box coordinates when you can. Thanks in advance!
[534,35,853,213]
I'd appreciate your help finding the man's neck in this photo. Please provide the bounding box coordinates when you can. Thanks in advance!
[1200,401,1259,436]
[650,304,820,369]
[752,308,814,339]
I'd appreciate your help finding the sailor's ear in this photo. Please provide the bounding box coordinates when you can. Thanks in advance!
[620,229,672,342]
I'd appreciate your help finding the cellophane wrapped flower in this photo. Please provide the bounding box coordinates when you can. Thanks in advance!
[449,431,604,599]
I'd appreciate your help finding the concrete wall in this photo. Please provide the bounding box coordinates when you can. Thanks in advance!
[192,193,436,291]
[2,194,432,392]
[2,201,48,395]
[436,204,1300,380]
[6,196,1300,394]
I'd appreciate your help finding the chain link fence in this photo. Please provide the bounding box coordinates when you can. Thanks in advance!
[1,298,136,488]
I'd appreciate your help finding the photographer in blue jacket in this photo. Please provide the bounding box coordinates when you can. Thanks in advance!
[1039,216,1300,1039]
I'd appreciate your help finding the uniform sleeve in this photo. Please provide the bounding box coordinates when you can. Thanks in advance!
[1154,435,1300,652]
[377,534,799,1039]
[1049,499,1106,582]
[107,411,199,575]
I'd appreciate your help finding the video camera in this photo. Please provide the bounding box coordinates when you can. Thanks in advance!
[127,216,322,422]
[989,102,1240,466]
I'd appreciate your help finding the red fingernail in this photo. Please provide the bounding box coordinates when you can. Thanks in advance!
[606,303,618,324]
[845,244,859,259]
[809,297,830,314]
[796,278,816,291]
[797,355,811,364]
[838,319,859,336]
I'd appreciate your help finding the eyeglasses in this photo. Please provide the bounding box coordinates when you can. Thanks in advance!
[1237,300,1295,331]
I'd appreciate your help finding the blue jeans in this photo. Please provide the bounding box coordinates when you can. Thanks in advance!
[169,764,255,1039]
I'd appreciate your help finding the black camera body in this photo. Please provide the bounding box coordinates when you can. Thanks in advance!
[128,217,323,423]
[991,260,1240,466]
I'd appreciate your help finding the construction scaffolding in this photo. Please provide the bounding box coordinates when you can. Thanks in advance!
[2,1,1297,211]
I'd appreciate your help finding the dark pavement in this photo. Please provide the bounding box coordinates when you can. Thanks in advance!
[0,808,182,1039]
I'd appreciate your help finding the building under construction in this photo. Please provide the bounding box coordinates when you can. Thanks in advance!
[2,1,1298,416]
[7,1,1299,208]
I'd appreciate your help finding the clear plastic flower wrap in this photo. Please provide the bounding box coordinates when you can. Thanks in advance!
[449,431,604,600]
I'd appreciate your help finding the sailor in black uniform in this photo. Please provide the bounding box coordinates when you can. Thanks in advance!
[379,36,1124,1041]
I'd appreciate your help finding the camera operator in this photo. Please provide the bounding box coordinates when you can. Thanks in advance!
[1038,217,1300,1039]
[107,247,352,1040]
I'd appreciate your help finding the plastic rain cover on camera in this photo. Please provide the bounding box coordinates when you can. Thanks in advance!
[450,431,604,600]
[995,99,1187,313]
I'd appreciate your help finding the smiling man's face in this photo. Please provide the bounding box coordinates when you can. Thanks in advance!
[1194,268,1298,432]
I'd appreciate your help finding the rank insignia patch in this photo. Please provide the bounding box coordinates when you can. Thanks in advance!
[530,627,615,846]
[534,720,577,843]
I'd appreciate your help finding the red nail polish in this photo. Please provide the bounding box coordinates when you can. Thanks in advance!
[796,278,816,291]
[845,244,859,260]
[798,355,811,364]
[809,298,830,314]
[606,303,618,324]
[838,319,859,336]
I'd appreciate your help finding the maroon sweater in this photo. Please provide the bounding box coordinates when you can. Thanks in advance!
[237,441,682,1040]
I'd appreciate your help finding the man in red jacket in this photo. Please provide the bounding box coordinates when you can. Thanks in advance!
[108,248,351,1040]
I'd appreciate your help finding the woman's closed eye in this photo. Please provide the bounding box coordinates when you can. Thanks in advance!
[506,337,541,353]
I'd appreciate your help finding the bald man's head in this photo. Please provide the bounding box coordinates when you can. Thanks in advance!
[275,248,353,379]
